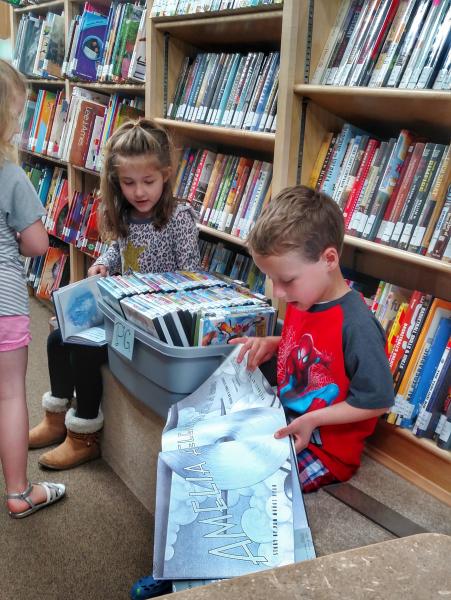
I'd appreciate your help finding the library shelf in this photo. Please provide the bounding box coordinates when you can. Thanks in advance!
[152,6,283,48]
[197,224,248,249]
[154,118,275,155]
[69,82,145,94]
[366,419,451,507]
[293,85,451,142]
[14,0,63,14]
[25,78,66,87]
[71,164,100,178]
[20,148,68,168]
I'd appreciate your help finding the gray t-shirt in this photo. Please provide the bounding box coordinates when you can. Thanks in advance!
[0,161,46,316]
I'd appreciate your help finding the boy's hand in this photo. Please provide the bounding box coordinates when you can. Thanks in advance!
[88,264,108,277]
[228,335,281,371]
[274,415,315,454]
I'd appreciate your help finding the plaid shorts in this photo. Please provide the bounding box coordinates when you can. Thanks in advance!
[297,448,337,493]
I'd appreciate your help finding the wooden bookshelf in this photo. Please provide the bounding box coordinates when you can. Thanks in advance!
[292,0,451,505]
[11,0,451,504]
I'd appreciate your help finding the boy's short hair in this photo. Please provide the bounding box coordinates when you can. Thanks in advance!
[248,185,344,262]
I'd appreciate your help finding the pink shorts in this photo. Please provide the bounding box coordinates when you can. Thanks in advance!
[0,316,32,351]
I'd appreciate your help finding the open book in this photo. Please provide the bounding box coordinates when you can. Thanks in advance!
[52,275,106,346]
[153,345,315,582]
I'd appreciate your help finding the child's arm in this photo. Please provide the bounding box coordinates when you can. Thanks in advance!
[229,335,281,371]
[88,241,121,276]
[18,219,49,257]
[275,403,387,453]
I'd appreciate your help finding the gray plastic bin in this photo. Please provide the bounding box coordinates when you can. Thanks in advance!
[100,300,233,418]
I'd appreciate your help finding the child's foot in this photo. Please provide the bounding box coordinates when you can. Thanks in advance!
[130,574,172,599]
[7,481,66,518]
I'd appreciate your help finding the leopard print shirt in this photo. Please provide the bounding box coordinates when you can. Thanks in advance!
[93,204,200,275]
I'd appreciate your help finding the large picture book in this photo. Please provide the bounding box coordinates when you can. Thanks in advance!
[52,276,107,346]
[153,345,315,581]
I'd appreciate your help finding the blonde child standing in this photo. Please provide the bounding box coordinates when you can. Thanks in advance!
[30,118,200,470]
[0,60,65,517]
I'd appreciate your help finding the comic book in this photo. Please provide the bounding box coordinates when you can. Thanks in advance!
[153,346,315,581]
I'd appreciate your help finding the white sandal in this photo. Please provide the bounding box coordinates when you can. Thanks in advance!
[7,481,66,519]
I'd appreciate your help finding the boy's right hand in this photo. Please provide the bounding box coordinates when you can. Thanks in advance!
[87,264,108,277]
[228,336,281,371]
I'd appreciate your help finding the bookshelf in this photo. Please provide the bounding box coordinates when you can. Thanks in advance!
[290,0,451,506]
[10,0,451,505]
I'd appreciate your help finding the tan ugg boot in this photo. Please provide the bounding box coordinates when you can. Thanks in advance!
[38,408,103,471]
[29,392,69,449]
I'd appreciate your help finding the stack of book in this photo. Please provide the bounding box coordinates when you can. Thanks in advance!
[19,89,67,159]
[61,190,107,258]
[311,125,450,261]
[37,86,144,171]
[24,240,69,301]
[312,0,451,90]
[345,267,450,452]
[151,0,283,16]
[97,270,276,347]
[63,2,146,83]
[174,147,272,239]
[199,240,266,294]
[13,11,65,79]
[168,51,279,132]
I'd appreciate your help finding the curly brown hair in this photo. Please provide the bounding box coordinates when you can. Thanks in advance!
[99,118,175,240]
[247,185,344,262]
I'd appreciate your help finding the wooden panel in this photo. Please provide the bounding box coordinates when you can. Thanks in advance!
[0,3,11,38]
[294,85,451,143]
[366,420,451,507]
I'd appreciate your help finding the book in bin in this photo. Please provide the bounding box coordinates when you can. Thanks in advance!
[52,275,106,346]
[153,345,315,581]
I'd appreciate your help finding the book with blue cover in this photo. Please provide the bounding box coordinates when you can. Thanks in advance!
[73,10,109,81]
[153,346,315,580]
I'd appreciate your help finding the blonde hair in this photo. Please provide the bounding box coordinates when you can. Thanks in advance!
[248,185,344,262]
[0,59,27,164]
[99,118,175,240]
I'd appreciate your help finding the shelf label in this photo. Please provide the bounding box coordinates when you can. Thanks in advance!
[112,317,135,361]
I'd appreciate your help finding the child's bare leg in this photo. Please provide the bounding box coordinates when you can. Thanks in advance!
[0,347,47,513]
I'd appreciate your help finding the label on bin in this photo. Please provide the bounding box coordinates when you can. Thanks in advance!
[112,317,135,360]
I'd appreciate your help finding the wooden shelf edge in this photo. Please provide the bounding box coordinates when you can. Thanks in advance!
[344,235,451,274]
[153,4,283,27]
[293,84,451,102]
[14,0,63,13]
[20,148,67,167]
[155,118,275,153]
[69,82,145,93]
[366,420,451,507]
[197,223,248,248]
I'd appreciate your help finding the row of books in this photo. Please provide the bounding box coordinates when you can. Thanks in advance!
[199,239,266,294]
[311,124,451,261]
[24,242,69,301]
[19,86,144,170]
[12,11,65,79]
[168,51,279,132]
[151,0,282,16]
[312,0,451,90]
[174,147,272,239]
[344,268,451,451]
[63,2,147,83]
[97,270,276,347]
[61,190,107,258]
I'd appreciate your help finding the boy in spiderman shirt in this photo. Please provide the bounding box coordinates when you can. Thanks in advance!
[231,185,394,492]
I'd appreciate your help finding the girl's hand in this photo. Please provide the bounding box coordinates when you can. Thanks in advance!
[274,414,315,454]
[87,264,108,277]
[228,336,280,371]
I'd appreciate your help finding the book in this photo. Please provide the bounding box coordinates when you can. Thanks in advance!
[153,345,315,581]
[52,276,107,346]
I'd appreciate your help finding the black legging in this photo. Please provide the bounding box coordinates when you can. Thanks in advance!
[47,329,108,419]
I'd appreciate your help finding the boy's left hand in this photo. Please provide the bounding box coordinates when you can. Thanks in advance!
[274,415,315,454]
